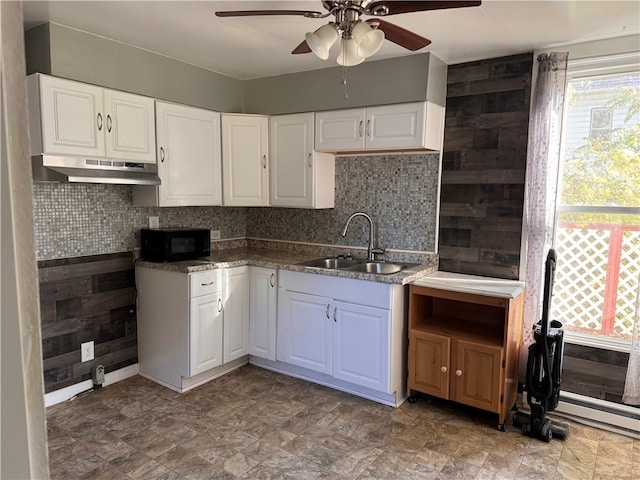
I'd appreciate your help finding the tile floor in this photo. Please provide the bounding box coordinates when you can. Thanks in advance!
[47,365,639,480]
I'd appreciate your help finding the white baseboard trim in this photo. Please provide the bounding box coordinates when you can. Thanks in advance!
[554,392,640,439]
[44,364,139,408]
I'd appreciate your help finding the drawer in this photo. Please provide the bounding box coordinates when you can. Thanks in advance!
[190,270,221,298]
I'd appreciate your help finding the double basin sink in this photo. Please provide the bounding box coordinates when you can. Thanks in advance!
[298,257,411,275]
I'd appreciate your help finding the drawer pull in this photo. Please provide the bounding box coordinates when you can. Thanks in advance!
[201,281,215,286]
[440,366,447,373]
[455,369,462,377]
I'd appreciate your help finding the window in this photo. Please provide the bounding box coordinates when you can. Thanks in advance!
[589,107,612,139]
[552,53,640,351]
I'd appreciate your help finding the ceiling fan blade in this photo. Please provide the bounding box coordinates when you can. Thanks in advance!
[370,19,431,51]
[292,40,312,55]
[367,1,481,16]
[215,10,323,18]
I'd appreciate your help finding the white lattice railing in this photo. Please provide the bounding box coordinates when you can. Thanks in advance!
[552,222,640,339]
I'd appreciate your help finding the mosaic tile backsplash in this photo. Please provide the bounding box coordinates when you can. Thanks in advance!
[32,153,439,260]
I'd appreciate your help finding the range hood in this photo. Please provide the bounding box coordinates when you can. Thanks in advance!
[32,155,161,185]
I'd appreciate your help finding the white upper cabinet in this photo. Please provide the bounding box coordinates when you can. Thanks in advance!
[29,74,155,162]
[221,114,269,206]
[315,101,444,153]
[270,112,335,209]
[134,101,223,207]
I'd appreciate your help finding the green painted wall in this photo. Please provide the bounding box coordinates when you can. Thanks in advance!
[243,53,447,114]
[25,23,244,113]
[25,23,447,115]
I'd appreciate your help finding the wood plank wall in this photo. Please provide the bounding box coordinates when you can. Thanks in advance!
[562,343,629,403]
[39,252,137,393]
[439,53,533,280]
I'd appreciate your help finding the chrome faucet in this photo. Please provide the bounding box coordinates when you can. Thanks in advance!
[340,212,384,261]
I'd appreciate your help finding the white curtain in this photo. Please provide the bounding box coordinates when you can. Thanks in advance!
[521,53,569,376]
[622,279,640,405]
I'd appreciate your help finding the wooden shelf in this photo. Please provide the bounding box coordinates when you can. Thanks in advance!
[410,315,504,347]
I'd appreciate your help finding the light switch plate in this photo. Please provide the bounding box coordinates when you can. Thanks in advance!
[81,341,94,362]
[210,230,221,240]
[148,216,159,229]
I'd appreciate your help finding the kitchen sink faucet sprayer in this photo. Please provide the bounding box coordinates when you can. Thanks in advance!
[340,212,385,262]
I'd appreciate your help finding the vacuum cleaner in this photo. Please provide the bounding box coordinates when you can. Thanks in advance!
[513,249,569,442]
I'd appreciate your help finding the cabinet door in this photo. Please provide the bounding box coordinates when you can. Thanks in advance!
[249,267,277,361]
[408,331,451,399]
[221,115,269,206]
[452,339,502,413]
[39,75,105,157]
[190,293,223,376]
[270,113,315,208]
[223,267,250,363]
[333,301,391,393]
[366,102,426,151]
[315,109,365,152]
[103,89,156,163]
[155,101,222,206]
[276,290,332,375]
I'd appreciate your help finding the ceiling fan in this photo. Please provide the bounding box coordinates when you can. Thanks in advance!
[216,1,482,66]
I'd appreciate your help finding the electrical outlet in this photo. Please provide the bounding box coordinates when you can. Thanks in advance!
[210,229,221,240]
[93,364,105,385]
[148,216,159,229]
[81,341,94,362]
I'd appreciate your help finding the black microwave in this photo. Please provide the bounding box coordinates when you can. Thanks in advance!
[140,228,211,262]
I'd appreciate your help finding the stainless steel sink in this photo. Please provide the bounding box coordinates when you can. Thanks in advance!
[298,257,362,269]
[346,262,407,275]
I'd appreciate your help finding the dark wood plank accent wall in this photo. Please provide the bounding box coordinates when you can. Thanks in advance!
[562,344,629,404]
[439,53,533,280]
[39,252,137,393]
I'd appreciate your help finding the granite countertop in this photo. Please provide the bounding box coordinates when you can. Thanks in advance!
[135,247,438,285]
[412,271,525,298]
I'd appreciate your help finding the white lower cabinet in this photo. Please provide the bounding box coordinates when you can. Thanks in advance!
[272,270,406,405]
[249,267,277,361]
[136,266,249,392]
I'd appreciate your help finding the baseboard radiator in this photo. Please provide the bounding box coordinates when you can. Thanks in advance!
[554,391,640,439]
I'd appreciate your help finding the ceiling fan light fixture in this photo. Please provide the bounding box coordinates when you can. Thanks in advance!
[352,21,385,59]
[336,38,364,66]
[305,23,338,60]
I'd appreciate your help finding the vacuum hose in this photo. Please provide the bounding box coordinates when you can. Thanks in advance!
[527,249,556,403]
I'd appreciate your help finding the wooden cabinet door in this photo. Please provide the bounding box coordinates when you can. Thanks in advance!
[366,102,426,151]
[39,75,105,157]
[104,89,156,163]
[155,101,222,206]
[221,114,269,206]
[276,290,332,375]
[409,331,451,399]
[249,267,277,361]
[223,267,250,363]
[452,339,502,413]
[190,293,223,375]
[333,301,391,393]
[315,108,365,152]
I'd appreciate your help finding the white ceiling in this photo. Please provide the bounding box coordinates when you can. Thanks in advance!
[22,1,640,80]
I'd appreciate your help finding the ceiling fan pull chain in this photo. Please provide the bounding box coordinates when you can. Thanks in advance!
[342,40,349,100]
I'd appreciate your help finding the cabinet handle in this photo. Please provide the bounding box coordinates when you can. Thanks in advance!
[218,298,223,313]
[307,153,312,168]
[440,366,447,373]
[160,147,165,163]
[201,281,214,286]
[262,154,267,169]
[106,114,112,133]
[333,307,337,322]
[97,113,103,131]
[455,369,462,377]
[269,273,275,287]
[366,119,371,137]
[358,120,363,137]
[325,304,330,319]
